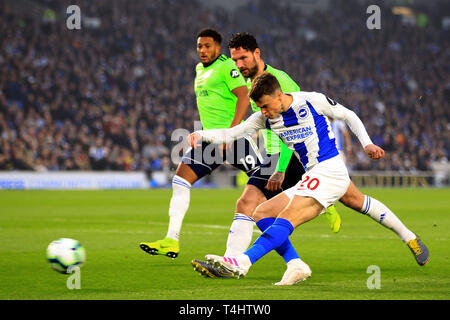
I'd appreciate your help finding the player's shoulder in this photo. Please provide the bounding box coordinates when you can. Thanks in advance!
[216,55,244,81]
[266,64,300,90]
[266,64,291,79]
[214,54,233,67]
[290,91,318,101]
[292,91,340,114]
[289,91,323,108]
[218,54,230,62]
[195,55,229,70]
[218,55,239,71]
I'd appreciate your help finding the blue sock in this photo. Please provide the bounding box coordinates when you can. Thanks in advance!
[245,218,295,264]
[255,217,276,232]
[256,217,300,263]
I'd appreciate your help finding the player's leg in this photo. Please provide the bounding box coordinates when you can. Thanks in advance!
[193,183,267,277]
[165,163,198,240]
[198,175,306,282]
[222,137,263,256]
[229,153,303,262]
[340,181,418,242]
[223,152,282,259]
[139,162,197,258]
[251,190,312,285]
[140,142,219,258]
[282,154,341,233]
[191,138,265,275]
[206,156,350,279]
[252,191,301,263]
[224,184,266,256]
[206,195,321,279]
[338,181,364,211]
[339,181,429,265]
[244,196,323,265]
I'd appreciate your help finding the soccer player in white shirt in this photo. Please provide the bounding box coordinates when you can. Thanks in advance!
[189,72,429,283]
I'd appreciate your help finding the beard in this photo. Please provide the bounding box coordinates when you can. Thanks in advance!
[241,64,259,79]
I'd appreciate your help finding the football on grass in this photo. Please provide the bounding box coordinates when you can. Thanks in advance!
[46,238,86,273]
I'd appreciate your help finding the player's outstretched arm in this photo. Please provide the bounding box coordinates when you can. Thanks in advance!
[190,112,266,147]
[311,93,374,152]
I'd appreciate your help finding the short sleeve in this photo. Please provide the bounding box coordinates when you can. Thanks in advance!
[222,59,247,92]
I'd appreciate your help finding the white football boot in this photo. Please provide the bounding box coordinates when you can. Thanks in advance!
[205,254,251,279]
[274,259,312,286]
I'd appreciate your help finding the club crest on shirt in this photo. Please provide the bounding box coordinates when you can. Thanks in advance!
[298,108,309,119]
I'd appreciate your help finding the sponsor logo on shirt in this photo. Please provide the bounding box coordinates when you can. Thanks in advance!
[230,69,240,78]
[280,126,313,141]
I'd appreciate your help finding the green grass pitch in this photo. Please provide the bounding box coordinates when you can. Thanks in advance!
[0,188,449,300]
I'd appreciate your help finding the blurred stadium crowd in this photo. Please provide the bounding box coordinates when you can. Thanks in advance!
[0,0,448,175]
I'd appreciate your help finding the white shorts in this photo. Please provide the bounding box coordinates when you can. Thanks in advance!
[283,156,351,214]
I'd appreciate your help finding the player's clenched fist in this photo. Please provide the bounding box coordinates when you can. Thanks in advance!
[364,144,385,159]
[188,132,202,149]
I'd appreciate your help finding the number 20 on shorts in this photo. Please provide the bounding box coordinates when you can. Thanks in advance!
[299,175,320,190]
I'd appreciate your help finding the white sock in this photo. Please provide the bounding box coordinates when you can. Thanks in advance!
[361,195,416,242]
[224,213,254,256]
[165,175,191,241]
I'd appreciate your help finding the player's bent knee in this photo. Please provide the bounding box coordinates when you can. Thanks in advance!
[251,205,265,222]
[252,192,291,222]
[252,202,273,222]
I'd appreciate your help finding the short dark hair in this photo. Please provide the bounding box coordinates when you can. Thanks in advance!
[197,28,222,44]
[228,32,258,52]
[249,72,281,102]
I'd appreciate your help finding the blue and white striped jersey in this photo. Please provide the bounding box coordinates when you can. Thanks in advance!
[198,91,373,170]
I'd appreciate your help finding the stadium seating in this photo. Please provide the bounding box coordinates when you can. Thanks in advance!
[0,0,448,175]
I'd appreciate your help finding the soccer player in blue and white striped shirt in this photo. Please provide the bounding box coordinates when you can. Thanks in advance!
[189,72,429,284]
